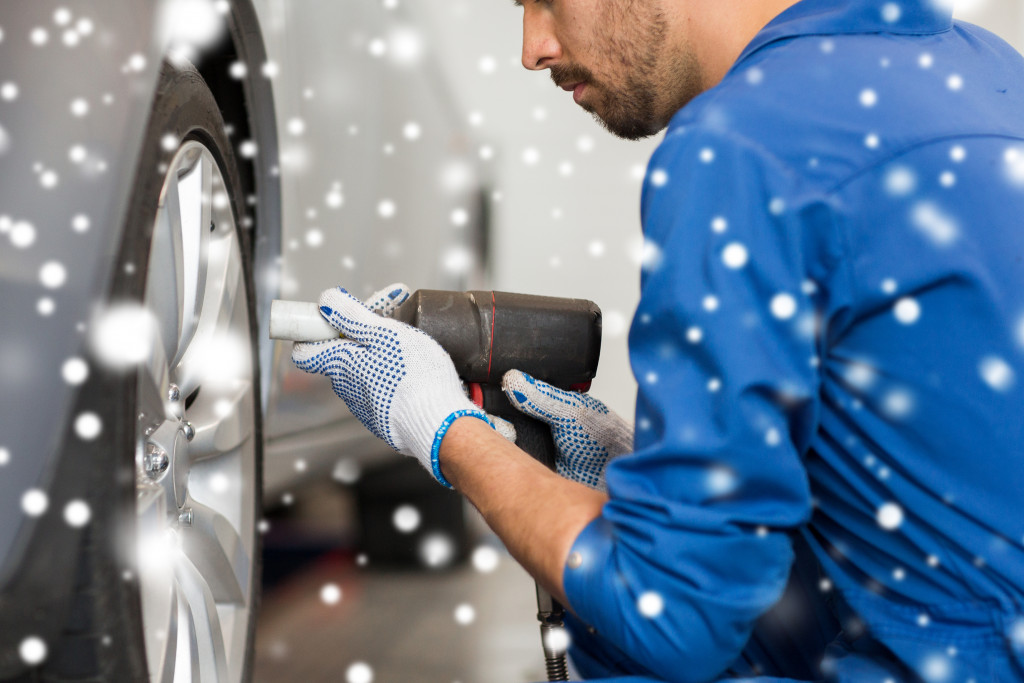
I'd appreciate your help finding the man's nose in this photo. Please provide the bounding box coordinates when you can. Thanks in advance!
[521,7,560,70]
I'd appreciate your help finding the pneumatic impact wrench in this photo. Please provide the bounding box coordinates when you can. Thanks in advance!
[270,289,603,681]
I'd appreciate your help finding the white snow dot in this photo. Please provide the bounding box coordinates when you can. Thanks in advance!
[287,117,305,136]
[377,200,396,218]
[922,654,950,682]
[19,637,47,666]
[884,165,916,196]
[70,98,89,117]
[927,554,940,567]
[521,147,540,165]
[707,377,722,392]
[64,500,91,527]
[31,28,49,45]
[577,136,595,153]
[947,74,963,91]
[210,473,231,494]
[472,546,500,573]
[877,502,904,530]
[62,29,80,47]
[40,261,67,289]
[820,39,835,54]
[645,371,658,385]
[769,197,786,215]
[37,298,55,316]
[229,61,247,79]
[770,293,797,320]
[544,626,570,653]
[478,55,497,74]
[332,458,361,484]
[637,591,664,618]
[950,145,966,162]
[883,389,914,419]
[699,147,715,163]
[326,189,344,209]
[703,295,719,312]
[346,662,374,683]
[40,170,59,189]
[882,279,897,293]
[881,3,901,22]
[239,140,257,158]
[69,145,88,163]
[75,412,102,440]
[393,505,420,533]
[262,61,279,78]
[402,121,421,140]
[649,169,668,187]
[893,297,920,324]
[746,67,764,85]
[76,18,94,36]
[61,357,89,385]
[22,489,49,516]
[54,8,73,26]
[320,583,342,605]
[128,53,147,72]
[467,110,483,127]
[304,229,323,248]
[919,52,934,69]
[479,145,494,160]
[0,448,8,466]
[819,578,833,592]
[532,106,547,121]
[979,356,1015,392]
[765,428,782,447]
[893,566,906,581]
[686,326,703,344]
[707,467,736,495]
[802,280,818,295]
[419,533,455,568]
[11,221,37,248]
[722,242,749,269]
[859,89,878,108]
[90,303,156,369]
[450,208,469,227]
[711,216,728,233]
[939,171,956,188]
[865,133,880,149]
[1,82,18,100]
[454,603,476,625]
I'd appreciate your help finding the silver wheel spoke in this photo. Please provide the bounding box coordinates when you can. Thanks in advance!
[175,556,229,682]
[148,164,187,365]
[179,500,250,605]
[187,382,255,463]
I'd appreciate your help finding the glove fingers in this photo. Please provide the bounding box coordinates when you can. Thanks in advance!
[291,338,362,371]
[501,370,579,425]
[318,287,392,344]
[366,283,411,316]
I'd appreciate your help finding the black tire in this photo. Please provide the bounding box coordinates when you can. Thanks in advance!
[12,61,263,682]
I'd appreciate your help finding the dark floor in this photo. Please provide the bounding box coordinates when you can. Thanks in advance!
[252,478,552,683]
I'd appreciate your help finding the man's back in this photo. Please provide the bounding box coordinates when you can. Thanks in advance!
[615,0,1024,679]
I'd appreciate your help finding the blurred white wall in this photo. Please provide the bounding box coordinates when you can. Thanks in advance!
[403,0,1024,421]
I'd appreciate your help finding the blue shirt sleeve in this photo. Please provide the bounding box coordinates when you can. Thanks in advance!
[562,124,844,682]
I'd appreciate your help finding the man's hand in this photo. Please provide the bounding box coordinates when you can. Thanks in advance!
[291,284,492,487]
[502,370,633,492]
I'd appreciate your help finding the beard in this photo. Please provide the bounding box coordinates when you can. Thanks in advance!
[550,3,703,141]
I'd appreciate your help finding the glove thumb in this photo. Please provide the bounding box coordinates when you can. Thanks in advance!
[501,370,578,426]
[365,283,411,316]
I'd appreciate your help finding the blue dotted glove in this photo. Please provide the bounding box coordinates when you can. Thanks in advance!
[291,284,493,487]
[502,370,633,492]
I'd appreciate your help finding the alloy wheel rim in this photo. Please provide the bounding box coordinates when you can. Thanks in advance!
[134,140,256,683]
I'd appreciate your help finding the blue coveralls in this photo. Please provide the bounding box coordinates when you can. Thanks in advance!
[559,1,1024,680]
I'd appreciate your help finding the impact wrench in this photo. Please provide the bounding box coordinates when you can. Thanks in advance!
[270,290,603,682]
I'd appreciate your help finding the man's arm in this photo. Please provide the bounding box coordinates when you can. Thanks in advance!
[439,415,608,607]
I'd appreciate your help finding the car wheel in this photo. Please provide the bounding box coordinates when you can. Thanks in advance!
[132,62,261,682]
[25,61,262,683]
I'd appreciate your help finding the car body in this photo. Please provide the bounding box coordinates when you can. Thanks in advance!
[0,0,487,679]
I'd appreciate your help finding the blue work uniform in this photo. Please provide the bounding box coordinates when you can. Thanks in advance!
[560,1,1024,681]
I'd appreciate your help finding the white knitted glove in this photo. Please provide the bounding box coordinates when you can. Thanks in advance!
[502,370,632,492]
[292,285,493,487]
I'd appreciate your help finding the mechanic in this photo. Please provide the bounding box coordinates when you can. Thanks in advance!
[292,0,1024,680]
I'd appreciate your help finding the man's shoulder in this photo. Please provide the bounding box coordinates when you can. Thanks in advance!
[667,25,1024,191]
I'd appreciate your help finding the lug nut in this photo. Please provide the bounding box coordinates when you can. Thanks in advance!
[167,384,181,402]
[183,421,195,442]
[143,443,170,480]
[178,508,193,526]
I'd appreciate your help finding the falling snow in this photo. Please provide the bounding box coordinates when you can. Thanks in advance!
[320,583,342,605]
[74,412,101,440]
[392,504,420,533]
[19,637,46,666]
[637,591,665,618]
[877,502,904,530]
[453,603,475,625]
[64,500,91,527]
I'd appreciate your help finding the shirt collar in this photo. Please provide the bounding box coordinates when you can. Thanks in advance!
[736,0,954,65]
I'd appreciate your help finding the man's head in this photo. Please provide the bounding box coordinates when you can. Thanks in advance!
[516,0,801,140]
